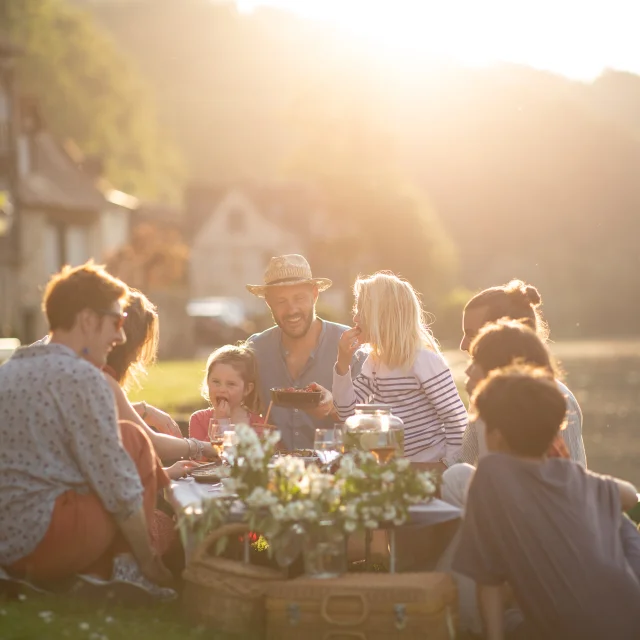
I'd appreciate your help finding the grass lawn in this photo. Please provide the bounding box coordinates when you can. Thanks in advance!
[0,594,228,640]
[128,360,208,418]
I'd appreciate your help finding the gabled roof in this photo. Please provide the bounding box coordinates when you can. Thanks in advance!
[18,132,107,212]
[183,181,328,239]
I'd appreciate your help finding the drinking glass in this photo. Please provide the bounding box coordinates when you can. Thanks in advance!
[314,426,342,464]
[208,418,224,446]
[222,429,238,459]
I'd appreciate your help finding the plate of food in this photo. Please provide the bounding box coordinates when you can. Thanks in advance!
[273,448,321,465]
[270,384,323,409]
[188,462,224,484]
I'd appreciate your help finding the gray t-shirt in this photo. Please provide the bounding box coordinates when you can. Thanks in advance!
[453,454,640,640]
[0,343,144,565]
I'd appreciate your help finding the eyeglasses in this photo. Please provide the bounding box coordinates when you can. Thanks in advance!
[97,310,128,331]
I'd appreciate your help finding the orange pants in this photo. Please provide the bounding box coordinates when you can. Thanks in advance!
[8,420,170,583]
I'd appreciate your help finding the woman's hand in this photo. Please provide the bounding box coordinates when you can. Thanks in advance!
[336,327,362,376]
[139,403,182,438]
[201,441,220,460]
[165,459,201,480]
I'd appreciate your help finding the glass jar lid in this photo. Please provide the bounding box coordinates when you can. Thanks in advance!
[354,404,392,414]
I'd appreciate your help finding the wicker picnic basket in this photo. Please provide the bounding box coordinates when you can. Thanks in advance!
[265,572,458,640]
[182,523,285,636]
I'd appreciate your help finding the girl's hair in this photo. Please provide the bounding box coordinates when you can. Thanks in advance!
[469,319,559,378]
[465,279,549,341]
[106,289,158,391]
[354,271,439,370]
[201,343,260,413]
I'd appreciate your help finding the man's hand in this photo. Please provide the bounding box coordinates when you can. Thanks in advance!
[304,383,337,419]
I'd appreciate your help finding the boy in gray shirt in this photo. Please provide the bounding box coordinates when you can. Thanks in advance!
[453,365,640,640]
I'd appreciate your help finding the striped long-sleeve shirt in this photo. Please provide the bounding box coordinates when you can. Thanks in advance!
[333,348,468,463]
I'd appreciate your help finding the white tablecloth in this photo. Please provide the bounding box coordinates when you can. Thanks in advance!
[171,478,461,527]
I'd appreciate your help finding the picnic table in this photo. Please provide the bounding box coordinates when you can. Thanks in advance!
[171,478,462,572]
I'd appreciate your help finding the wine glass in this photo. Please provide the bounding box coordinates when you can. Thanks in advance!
[314,427,342,464]
[209,418,224,447]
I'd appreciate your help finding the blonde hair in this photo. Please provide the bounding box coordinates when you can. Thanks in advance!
[354,271,439,370]
[200,343,260,413]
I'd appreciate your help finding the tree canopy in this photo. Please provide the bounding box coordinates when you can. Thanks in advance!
[0,0,183,200]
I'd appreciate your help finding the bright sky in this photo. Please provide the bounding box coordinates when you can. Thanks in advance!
[236,0,640,81]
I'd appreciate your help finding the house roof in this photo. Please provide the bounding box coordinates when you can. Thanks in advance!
[183,181,328,239]
[18,132,108,212]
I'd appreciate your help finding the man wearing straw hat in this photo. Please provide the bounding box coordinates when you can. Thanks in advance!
[246,254,363,450]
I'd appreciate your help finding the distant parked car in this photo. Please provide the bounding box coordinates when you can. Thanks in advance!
[0,338,20,364]
[186,297,251,351]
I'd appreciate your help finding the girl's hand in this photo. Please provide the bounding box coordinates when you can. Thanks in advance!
[337,327,362,375]
[165,459,201,480]
[140,403,183,438]
[214,397,231,420]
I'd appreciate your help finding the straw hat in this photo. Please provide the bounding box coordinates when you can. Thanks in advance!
[246,254,332,298]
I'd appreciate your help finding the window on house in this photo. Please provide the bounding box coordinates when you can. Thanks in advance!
[227,208,245,233]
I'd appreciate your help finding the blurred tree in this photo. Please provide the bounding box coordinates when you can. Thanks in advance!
[105,222,189,291]
[0,0,183,200]
[285,86,458,307]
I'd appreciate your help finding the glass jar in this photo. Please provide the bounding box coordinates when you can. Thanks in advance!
[303,519,347,579]
[343,404,405,462]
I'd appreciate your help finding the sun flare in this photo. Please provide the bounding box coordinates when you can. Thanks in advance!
[236,0,640,81]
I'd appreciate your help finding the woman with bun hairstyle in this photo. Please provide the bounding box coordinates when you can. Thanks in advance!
[459,280,586,467]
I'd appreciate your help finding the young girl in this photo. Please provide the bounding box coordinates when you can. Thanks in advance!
[333,271,467,465]
[189,344,264,442]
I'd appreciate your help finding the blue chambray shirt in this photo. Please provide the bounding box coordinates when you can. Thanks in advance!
[247,319,364,450]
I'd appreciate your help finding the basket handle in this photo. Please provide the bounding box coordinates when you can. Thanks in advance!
[190,522,250,565]
[321,592,369,626]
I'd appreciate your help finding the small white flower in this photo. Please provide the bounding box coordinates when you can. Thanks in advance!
[104,616,115,624]
[79,622,90,631]
[395,458,410,471]
[381,470,395,483]
[344,519,357,533]
[38,611,54,623]
[269,503,286,521]
[364,519,378,529]
[17,594,26,601]
[383,506,397,521]
[246,486,278,508]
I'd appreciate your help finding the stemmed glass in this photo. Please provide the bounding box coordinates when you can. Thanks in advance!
[208,418,225,447]
[313,426,343,465]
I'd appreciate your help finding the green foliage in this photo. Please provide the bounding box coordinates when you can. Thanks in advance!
[1,0,183,200]
[285,92,458,302]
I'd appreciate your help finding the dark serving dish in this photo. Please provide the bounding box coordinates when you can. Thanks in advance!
[270,388,322,408]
